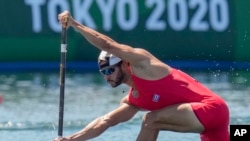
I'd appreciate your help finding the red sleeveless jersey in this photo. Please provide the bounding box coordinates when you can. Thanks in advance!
[128,69,230,140]
[128,69,225,111]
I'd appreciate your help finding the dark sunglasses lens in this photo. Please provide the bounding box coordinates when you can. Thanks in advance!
[101,68,115,75]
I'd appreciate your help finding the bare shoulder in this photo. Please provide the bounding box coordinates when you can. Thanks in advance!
[129,48,172,80]
[120,95,139,109]
[123,47,162,66]
[120,95,133,106]
[114,45,172,79]
[114,46,152,64]
[132,48,155,59]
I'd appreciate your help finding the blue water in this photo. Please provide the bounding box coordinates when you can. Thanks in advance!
[0,70,250,141]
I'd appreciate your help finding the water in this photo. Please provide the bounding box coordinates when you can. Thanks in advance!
[0,70,250,141]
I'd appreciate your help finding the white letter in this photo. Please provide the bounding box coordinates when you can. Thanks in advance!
[234,129,241,136]
[145,0,166,30]
[72,0,96,29]
[24,0,46,33]
[96,0,116,31]
[48,0,69,32]
[117,0,138,30]
[168,0,188,31]
[209,0,229,31]
[241,129,247,136]
[189,0,209,31]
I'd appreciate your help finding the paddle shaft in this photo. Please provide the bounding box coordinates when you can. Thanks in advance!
[58,23,67,137]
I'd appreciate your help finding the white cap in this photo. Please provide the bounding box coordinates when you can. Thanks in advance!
[98,51,122,68]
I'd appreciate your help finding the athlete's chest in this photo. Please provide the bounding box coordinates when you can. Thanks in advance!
[128,88,172,111]
[128,72,181,110]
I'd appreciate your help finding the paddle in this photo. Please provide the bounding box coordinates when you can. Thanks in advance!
[58,18,68,138]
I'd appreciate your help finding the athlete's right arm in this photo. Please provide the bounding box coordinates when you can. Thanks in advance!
[53,98,139,141]
[58,11,154,67]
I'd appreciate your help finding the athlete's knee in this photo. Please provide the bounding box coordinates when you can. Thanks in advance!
[141,112,158,129]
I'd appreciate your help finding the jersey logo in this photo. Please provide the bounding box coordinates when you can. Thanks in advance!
[152,94,160,102]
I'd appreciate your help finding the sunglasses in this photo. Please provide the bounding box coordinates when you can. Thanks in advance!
[99,67,115,75]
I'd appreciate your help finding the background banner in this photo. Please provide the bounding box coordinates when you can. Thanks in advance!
[0,0,249,62]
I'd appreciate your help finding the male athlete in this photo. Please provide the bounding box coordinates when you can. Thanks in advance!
[55,11,230,141]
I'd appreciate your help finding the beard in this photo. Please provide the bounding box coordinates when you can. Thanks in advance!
[108,70,124,88]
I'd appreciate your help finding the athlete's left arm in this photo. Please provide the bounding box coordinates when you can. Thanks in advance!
[99,95,139,127]
[58,96,139,141]
[104,99,139,126]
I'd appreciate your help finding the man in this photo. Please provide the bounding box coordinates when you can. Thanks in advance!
[55,11,229,141]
